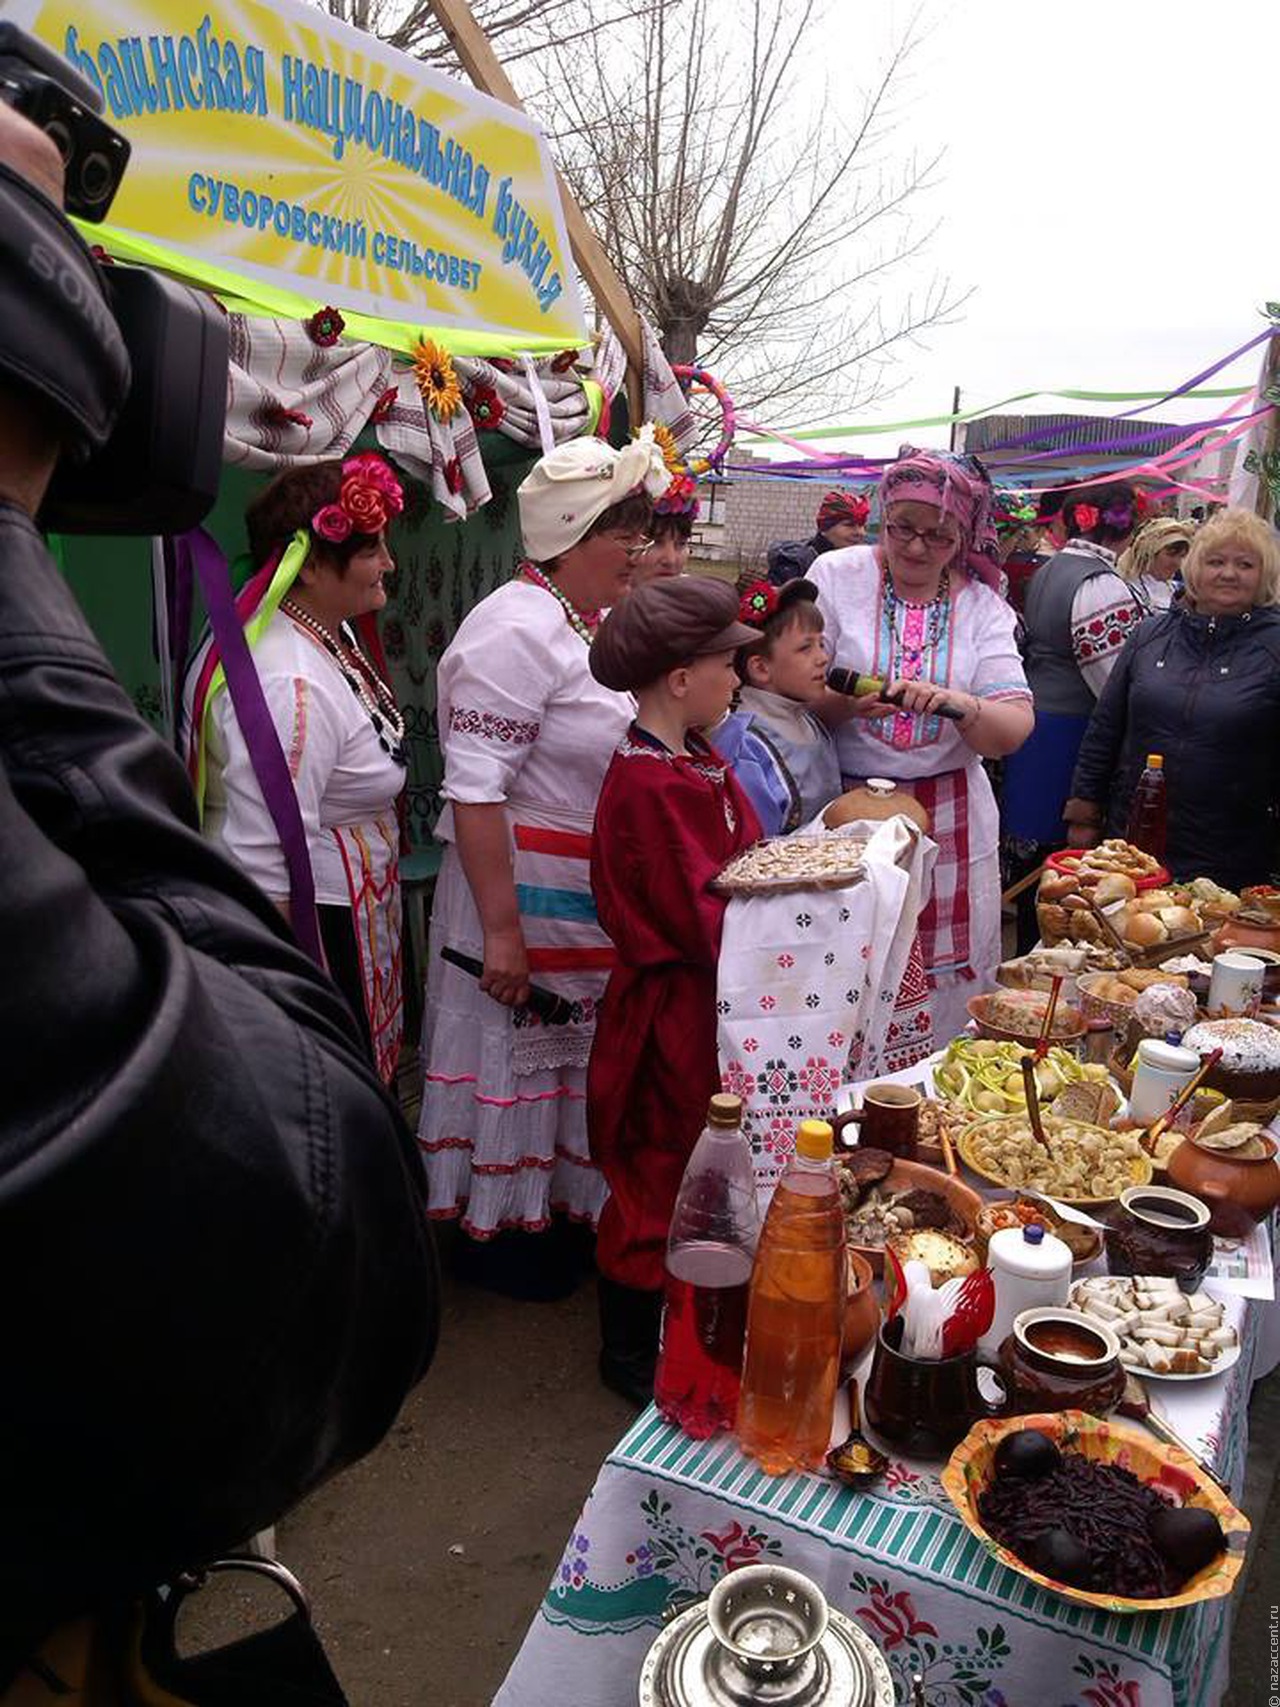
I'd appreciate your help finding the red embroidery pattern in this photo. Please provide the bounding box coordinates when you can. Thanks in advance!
[449,706,540,745]
[1072,597,1141,664]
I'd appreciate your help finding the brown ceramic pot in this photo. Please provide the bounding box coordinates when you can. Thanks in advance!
[842,1251,881,1369]
[1212,914,1280,955]
[1166,1132,1280,1237]
[1102,1185,1214,1291]
[863,1316,1013,1458]
[998,1308,1126,1417]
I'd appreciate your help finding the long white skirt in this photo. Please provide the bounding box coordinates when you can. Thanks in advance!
[417,846,607,1238]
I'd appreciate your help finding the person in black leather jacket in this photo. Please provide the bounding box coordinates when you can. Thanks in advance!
[0,103,438,1666]
[1065,508,1280,888]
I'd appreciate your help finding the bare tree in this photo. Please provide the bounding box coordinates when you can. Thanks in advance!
[520,0,962,422]
[320,0,662,69]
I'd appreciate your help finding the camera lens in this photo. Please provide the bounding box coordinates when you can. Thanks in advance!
[43,118,73,164]
[78,150,113,212]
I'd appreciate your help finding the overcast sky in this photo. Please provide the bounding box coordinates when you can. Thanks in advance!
[784,0,1280,455]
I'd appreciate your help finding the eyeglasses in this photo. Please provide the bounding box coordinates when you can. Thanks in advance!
[883,521,960,552]
[619,536,654,561]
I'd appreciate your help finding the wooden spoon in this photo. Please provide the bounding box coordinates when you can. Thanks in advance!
[1141,1047,1224,1151]
[1035,974,1064,1062]
[1020,1054,1051,1150]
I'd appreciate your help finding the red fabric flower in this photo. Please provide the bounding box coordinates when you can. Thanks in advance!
[1074,502,1100,532]
[443,458,464,495]
[468,382,506,430]
[306,305,346,348]
[551,349,580,373]
[738,579,778,626]
[344,452,404,513]
[263,403,314,430]
[370,387,398,425]
[339,476,389,533]
[313,504,353,544]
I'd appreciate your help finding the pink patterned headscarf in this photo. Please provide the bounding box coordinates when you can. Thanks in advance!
[880,446,1001,589]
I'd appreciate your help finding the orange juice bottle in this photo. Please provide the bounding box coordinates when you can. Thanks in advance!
[736,1119,846,1474]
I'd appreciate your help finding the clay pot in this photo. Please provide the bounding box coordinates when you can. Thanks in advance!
[1212,913,1280,955]
[843,1251,880,1369]
[998,1308,1126,1417]
[1102,1186,1214,1291]
[1167,1132,1280,1237]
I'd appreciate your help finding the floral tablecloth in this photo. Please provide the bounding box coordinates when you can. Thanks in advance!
[494,1302,1263,1707]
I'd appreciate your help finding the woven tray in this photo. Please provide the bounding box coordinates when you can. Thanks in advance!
[713,835,869,897]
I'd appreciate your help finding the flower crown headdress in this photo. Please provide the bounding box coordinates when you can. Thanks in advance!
[312,453,405,544]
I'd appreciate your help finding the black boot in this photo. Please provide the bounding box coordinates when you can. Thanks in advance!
[598,1277,663,1408]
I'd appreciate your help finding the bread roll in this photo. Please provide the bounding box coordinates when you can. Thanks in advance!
[1157,905,1201,937]
[1038,870,1078,903]
[1093,873,1137,905]
[1123,910,1168,948]
[1119,967,1189,992]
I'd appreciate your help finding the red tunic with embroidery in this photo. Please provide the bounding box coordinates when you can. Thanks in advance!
[588,726,761,1290]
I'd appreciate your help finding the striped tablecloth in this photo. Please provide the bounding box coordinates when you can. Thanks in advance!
[494,1303,1262,1707]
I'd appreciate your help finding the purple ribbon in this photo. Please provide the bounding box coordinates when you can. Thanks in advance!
[176,528,325,968]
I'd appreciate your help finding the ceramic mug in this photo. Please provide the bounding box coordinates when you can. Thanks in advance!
[1207,951,1265,1019]
[864,1316,1013,1458]
[838,1083,921,1161]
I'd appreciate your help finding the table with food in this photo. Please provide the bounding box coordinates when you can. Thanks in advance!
[494,832,1280,1707]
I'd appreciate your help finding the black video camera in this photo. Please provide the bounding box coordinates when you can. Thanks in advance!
[0,23,227,535]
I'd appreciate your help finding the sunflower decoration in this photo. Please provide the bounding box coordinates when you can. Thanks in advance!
[413,338,463,423]
[650,420,685,480]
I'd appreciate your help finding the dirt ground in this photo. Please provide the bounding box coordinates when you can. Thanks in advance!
[275,1237,628,1707]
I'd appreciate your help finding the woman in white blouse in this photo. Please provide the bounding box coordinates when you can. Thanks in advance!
[811,448,1034,1042]
[189,455,408,1082]
[420,431,670,1297]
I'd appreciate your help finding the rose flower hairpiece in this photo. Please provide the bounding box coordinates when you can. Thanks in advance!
[312,453,405,544]
[738,579,779,626]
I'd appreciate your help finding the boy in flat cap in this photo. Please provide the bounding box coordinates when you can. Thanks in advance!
[586,577,761,1406]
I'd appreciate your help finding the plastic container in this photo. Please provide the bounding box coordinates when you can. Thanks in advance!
[1129,1038,1201,1126]
[736,1120,846,1474]
[654,1094,761,1438]
[1126,754,1168,862]
[977,1222,1072,1359]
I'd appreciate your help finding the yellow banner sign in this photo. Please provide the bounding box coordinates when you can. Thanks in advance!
[16,0,587,351]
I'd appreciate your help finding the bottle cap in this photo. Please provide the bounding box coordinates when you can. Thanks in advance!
[707,1093,744,1128]
[795,1119,834,1160]
[1146,753,1164,770]
[1023,1223,1045,1245]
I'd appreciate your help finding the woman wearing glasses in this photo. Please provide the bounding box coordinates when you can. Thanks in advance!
[808,447,1034,1042]
[419,432,670,1296]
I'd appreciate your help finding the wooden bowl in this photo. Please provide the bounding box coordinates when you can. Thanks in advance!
[966,993,1087,1051]
[838,1156,984,1276]
[843,1250,881,1367]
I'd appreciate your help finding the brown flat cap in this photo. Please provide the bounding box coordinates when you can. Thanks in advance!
[590,575,757,692]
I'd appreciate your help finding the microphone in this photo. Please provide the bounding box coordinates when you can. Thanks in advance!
[826,669,965,721]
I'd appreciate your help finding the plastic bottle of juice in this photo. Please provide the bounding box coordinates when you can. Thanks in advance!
[654,1094,760,1438]
[1126,753,1168,861]
[736,1119,846,1474]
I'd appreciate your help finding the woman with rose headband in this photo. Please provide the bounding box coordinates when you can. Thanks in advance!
[185,453,408,1081]
[419,429,670,1298]
[810,447,1033,1042]
[1000,481,1143,951]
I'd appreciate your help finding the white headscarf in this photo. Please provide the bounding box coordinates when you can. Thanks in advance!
[517,425,671,561]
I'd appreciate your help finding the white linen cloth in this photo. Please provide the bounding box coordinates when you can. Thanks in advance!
[716,817,934,1191]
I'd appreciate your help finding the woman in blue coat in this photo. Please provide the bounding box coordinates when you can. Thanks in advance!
[1065,509,1280,889]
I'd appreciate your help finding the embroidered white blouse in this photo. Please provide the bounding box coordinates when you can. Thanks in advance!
[202,614,405,905]
[807,545,1030,857]
[436,579,634,835]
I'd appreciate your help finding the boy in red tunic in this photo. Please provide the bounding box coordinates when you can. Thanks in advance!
[587,577,761,1405]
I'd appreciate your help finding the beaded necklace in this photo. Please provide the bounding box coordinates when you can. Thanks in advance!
[520,560,600,645]
[280,598,406,764]
[884,570,951,671]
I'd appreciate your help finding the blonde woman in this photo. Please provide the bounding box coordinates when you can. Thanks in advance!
[1116,516,1195,613]
[1067,508,1280,887]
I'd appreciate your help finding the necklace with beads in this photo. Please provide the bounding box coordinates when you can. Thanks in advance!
[280,598,406,764]
[884,570,951,670]
[520,560,600,645]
